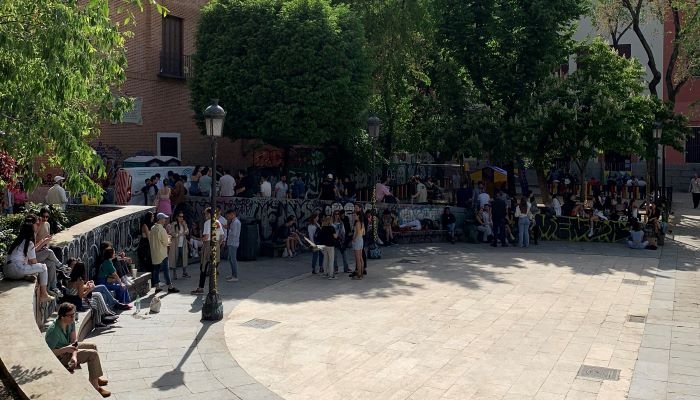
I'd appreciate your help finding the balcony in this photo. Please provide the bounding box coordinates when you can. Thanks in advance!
[159,52,193,80]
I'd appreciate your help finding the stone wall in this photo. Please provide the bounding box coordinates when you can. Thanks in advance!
[536,214,630,242]
[185,197,466,242]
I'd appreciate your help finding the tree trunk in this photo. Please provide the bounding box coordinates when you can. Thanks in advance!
[537,168,551,205]
[623,0,662,98]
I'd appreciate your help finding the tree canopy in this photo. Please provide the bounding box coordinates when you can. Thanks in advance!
[190,0,371,163]
[0,0,138,195]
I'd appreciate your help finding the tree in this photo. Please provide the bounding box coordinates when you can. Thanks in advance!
[592,0,634,48]
[607,0,700,103]
[434,0,588,193]
[190,0,371,172]
[515,39,657,201]
[0,1,142,196]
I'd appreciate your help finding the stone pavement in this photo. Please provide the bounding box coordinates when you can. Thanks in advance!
[628,200,700,400]
[77,201,700,400]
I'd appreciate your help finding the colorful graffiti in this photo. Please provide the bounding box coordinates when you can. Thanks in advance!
[536,214,630,242]
[185,197,465,242]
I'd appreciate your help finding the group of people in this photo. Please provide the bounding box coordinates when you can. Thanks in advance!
[474,188,539,248]
[274,204,369,280]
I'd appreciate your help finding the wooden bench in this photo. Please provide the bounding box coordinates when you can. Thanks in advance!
[261,241,287,257]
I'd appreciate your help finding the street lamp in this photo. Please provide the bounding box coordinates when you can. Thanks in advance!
[652,121,662,201]
[368,116,380,242]
[202,99,226,321]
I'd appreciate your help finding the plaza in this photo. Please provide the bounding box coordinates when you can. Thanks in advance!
[67,201,700,400]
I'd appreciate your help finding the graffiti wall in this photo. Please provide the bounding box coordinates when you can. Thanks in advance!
[536,214,630,242]
[185,197,465,241]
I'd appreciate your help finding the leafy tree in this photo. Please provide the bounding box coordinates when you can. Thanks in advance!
[591,0,634,48]
[515,39,657,201]
[0,0,167,197]
[190,0,371,171]
[434,0,588,193]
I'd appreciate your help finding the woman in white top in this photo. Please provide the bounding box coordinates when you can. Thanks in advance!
[514,197,533,248]
[551,194,562,217]
[5,216,54,303]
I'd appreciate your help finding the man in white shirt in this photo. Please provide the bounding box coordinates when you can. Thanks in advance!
[45,176,69,209]
[478,190,490,209]
[259,176,272,197]
[218,170,236,197]
[274,175,289,200]
[192,207,225,295]
[690,173,700,209]
[154,173,163,191]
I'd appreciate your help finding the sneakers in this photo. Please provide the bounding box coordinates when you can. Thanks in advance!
[191,288,204,295]
[226,276,239,282]
[328,276,338,280]
[167,287,180,293]
[182,272,191,278]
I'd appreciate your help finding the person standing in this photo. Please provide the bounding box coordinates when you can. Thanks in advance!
[45,303,110,397]
[690,173,700,209]
[491,190,508,247]
[514,197,532,248]
[411,177,428,204]
[441,207,457,244]
[167,212,190,279]
[219,170,236,197]
[319,174,337,201]
[156,182,172,216]
[318,216,338,279]
[259,176,272,197]
[274,175,289,200]
[46,176,69,209]
[307,213,324,274]
[149,213,179,294]
[224,209,241,282]
[191,207,225,295]
[199,167,213,197]
[332,211,350,273]
[351,209,365,280]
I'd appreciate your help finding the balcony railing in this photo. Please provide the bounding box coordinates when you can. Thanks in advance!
[159,52,193,79]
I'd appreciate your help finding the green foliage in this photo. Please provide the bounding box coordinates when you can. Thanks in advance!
[515,39,656,175]
[434,0,588,159]
[0,1,136,197]
[191,0,371,163]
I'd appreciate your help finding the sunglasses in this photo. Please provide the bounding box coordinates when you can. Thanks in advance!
[64,313,75,318]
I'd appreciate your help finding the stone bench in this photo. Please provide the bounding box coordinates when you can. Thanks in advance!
[394,229,448,244]
[0,280,100,399]
[261,241,287,258]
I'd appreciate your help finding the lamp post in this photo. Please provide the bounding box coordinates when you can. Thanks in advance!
[202,99,226,321]
[368,116,381,241]
[652,121,662,201]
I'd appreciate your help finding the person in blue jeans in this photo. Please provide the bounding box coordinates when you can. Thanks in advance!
[148,213,180,294]
[514,198,532,248]
[95,247,131,303]
[224,209,241,282]
[441,207,457,244]
[307,213,324,274]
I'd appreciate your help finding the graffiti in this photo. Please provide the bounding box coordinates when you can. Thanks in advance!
[93,141,123,164]
[254,148,283,167]
[536,214,630,242]
[186,197,466,242]
[57,207,151,275]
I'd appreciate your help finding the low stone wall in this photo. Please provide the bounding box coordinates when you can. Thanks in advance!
[0,205,153,400]
[185,196,466,242]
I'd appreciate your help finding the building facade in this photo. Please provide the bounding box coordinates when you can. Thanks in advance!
[96,1,247,171]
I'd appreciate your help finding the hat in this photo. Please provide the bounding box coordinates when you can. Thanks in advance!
[327,174,333,179]
[54,176,65,183]
[156,213,169,221]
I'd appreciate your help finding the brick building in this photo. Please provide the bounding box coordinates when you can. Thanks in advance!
[96,1,247,171]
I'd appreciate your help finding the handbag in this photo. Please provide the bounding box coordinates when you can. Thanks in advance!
[368,243,382,259]
[149,296,162,313]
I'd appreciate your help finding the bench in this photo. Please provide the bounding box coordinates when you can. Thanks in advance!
[394,229,448,244]
[261,241,287,257]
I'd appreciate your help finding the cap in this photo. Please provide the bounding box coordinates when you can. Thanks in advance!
[156,213,169,221]
[327,174,333,179]
[54,176,65,183]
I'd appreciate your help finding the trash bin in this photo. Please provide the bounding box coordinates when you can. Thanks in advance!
[238,219,260,261]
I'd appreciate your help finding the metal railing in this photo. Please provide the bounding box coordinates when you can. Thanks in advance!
[159,52,192,79]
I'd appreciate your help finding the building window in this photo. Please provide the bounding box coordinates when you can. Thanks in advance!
[160,16,184,78]
[610,44,632,59]
[157,132,181,160]
[604,151,631,172]
[686,127,700,163]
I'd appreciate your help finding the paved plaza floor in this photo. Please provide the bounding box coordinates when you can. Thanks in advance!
[81,202,700,400]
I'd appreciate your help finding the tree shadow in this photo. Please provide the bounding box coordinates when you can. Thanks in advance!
[8,365,51,385]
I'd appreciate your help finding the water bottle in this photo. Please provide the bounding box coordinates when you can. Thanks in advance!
[135,294,141,313]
